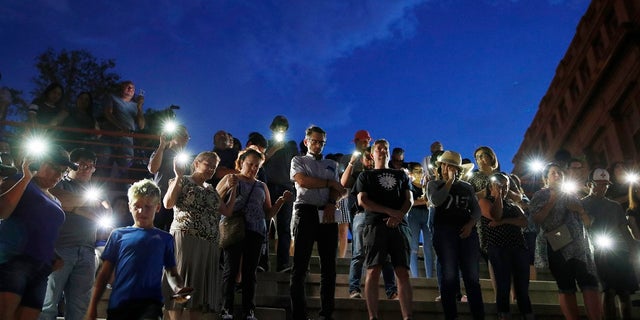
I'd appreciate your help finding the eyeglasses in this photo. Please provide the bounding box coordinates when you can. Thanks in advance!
[308,139,326,146]
[77,162,96,170]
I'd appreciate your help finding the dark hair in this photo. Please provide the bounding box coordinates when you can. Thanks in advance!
[542,162,564,185]
[69,148,97,163]
[392,147,404,156]
[39,83,64,104]
[270,115,289,131]
[305,125,326,138]
[474,146,499,170]
[483,172,509,198]
[509,173,524,192]
[235,148,265,171]
[247,132,267,149]
[408,162,422,171]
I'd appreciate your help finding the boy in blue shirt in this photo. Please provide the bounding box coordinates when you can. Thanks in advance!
[85,179,192,320]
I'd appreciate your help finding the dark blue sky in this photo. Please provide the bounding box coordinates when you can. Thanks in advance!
[1,0,590,172]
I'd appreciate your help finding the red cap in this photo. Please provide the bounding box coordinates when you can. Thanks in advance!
[353,130,371,142]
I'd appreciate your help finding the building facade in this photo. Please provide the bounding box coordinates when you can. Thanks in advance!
[512,0,640,183]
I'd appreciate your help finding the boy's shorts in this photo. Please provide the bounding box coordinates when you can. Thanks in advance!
[107,299,163,320]
[0,255,52,309]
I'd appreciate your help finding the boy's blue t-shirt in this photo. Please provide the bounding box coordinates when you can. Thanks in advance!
[102,226,176,310]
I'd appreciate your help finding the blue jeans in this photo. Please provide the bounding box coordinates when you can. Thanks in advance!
[268,183,294,271]
[433,224,484,320]
[348,212,397,296]
[407,206,433,278]
[487,245,532,316]
[40,246,96,320]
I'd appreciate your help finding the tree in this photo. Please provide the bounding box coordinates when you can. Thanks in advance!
[32,48,121,106]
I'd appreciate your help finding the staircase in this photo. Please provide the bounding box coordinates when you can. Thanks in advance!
[95,247,640,319]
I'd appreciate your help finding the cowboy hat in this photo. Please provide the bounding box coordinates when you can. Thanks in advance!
[436,150,474,173]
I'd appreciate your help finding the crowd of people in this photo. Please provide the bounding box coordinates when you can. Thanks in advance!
[0,80,640,320]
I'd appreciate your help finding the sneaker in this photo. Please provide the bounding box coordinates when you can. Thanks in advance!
[245,310,258,320]
[221,309,233,320]
[256,266,265,272]
[434,295,441,302]
[278,266,292,273]
[349,291,362,299]
[387,292,398,300]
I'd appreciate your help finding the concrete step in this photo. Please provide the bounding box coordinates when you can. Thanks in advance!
[256,272,575,306]
[254,295,576,320]
[266,253,557,281]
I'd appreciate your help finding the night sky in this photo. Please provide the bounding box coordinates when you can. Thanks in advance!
[1,0,591,172]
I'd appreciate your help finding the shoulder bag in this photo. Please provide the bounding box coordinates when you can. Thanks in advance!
[219,181,257,249]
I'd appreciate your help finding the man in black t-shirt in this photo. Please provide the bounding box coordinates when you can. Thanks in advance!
[354,139,413,320]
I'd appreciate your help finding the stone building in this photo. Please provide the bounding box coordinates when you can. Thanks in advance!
[512,0,640,184]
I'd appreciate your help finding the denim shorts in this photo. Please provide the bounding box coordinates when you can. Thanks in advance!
[0,255,52,309]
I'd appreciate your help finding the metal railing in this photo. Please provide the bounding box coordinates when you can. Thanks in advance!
[0,120,160,191]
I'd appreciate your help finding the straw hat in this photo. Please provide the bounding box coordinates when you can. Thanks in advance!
[436,150,474,173]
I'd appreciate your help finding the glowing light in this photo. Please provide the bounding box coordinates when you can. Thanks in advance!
[594,234,613,250]
[529,159,545,173]
[24,136,48,157]
[353,150,361,157]
[163,120,178,134]
[176,152,190,165]
[625,172,639,184]
[97,215,114,229]
[274,132,285,142]
[561,180,578,194]
[84,186,103,201]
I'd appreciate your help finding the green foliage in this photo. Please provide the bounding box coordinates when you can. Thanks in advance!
[32,48,121,105]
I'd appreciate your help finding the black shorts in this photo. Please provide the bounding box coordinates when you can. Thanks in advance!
[547,244,599,293]
[362,222,411,269]
[107,299,163,320]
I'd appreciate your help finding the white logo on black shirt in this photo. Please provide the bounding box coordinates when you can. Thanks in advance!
[378,172,397,190]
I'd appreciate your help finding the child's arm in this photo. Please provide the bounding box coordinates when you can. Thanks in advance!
[85,260,114,320]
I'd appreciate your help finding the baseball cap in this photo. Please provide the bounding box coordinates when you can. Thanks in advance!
[353,130,371,142]
[43,145,78,171]
[588,168,611,184]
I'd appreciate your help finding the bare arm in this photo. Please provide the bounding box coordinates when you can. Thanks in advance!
[264,184,293,220]
[0,159,34,219]
[531,190,557,224]
[85,260,114,320]
[215,174,238,217]
[163,158,184,209]
[135,99,145,130]
[148,135,168,174]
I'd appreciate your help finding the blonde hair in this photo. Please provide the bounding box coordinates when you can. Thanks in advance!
[127,179,161,204]
[191,151,220,172]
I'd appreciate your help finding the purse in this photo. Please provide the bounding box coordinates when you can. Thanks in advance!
[219,181,257,249]
[544,223,573,251]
